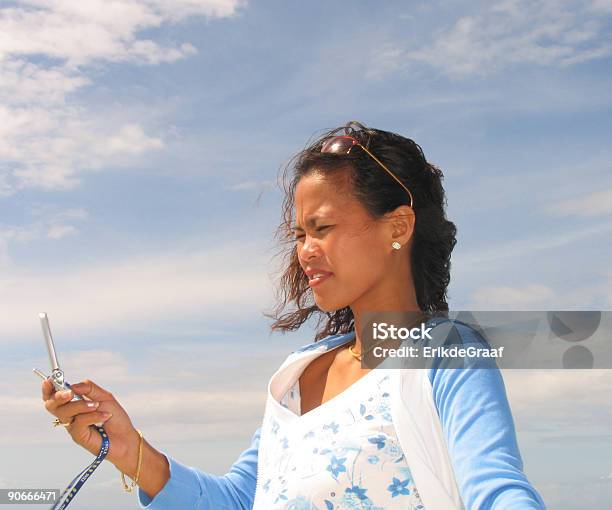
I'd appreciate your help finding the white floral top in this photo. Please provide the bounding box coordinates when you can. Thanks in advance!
[139,323,547,510]
[253,364,426,510]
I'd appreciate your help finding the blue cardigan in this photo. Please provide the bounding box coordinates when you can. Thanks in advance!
[138,321,547,509]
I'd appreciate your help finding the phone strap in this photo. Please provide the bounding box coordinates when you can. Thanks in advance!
[51,426,109,510]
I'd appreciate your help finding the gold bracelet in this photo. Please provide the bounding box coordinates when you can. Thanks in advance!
[120,428,144,493]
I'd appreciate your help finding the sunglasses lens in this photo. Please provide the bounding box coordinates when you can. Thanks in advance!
[321,136,357,154]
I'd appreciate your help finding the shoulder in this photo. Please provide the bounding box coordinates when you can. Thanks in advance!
[277,331,356,368]
[271,332,352,373]
[292,330,356,354]
[394,316,500,388]
[422,316,489,348]
[422,318,507,399]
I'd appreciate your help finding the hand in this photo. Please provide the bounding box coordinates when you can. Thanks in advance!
[42,379,141,472]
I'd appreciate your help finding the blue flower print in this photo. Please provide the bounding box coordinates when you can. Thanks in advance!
[341,491,384,510]
[285,495,321,510]
[387,477,411,497]
[345,485,368,500]
[257,362,426,510]
[326,455,347,478]
[323,421,339,434]
[358,402,375,420]
[376,401,392,422]
[368,434,386,450]
[274,487,288,503]
[341,492,383,510]
[381,438,403,461]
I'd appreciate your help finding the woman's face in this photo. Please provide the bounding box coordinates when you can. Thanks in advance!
[293,171,401,313]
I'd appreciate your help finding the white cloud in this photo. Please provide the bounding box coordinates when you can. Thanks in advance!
[537,479,612,508]
[5,115,166,191]
[105,123,165,156]
[0,239,10,270]
[0,207,88,245]
[373,0,612,78]
[0,387,264,428]
[454,219,612,267]
[504,369,612,437]
[0,59,90,107]
[0,238,273,341]
[0,0,243,66]
[467,283,556,309]
[542,187,612,218]
[590,0,612,13]
[464,278,612,310]
[230,179,277,191]
[0,0,245,194]
[46,224,78,239]
[2,344,269,446]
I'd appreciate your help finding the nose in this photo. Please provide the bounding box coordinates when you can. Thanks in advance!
[298,234,321,263]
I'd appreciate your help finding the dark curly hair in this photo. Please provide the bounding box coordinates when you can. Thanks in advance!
[264,121,457,341]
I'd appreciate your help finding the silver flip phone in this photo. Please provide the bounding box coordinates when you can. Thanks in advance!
[33,312,83,402]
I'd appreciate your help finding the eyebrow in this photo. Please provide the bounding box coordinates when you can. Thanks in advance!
[291,216,324,231]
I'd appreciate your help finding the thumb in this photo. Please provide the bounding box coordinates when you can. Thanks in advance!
[69,379,114,401]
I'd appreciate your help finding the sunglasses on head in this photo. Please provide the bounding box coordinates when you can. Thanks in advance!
[320,135,414,209]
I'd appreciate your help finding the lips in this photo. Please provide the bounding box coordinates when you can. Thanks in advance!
[304,269,334,287]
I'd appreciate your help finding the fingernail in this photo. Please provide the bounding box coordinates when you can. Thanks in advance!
[87,402,99,408]
[101,412,112,419]
[61,391,72,399]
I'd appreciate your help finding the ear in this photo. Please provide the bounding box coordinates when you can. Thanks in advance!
[385,205,415,246]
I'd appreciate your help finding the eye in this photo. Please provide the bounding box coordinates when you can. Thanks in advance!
[293,225,332,242]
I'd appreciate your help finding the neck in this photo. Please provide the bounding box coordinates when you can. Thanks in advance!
[350,295,421,356]
[343,265,420,361]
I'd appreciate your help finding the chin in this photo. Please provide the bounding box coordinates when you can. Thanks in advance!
[316,303,337,313]
[314,295,351,314]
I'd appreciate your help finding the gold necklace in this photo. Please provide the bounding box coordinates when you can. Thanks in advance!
[347,340,388,362]
[348,343,362,361]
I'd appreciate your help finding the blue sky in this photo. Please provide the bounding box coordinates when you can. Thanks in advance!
[1,1,612,508]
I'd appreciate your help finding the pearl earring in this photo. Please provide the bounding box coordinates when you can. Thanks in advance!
[392,241,401,250]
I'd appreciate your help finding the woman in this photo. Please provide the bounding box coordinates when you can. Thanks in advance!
[41,121,546,509]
